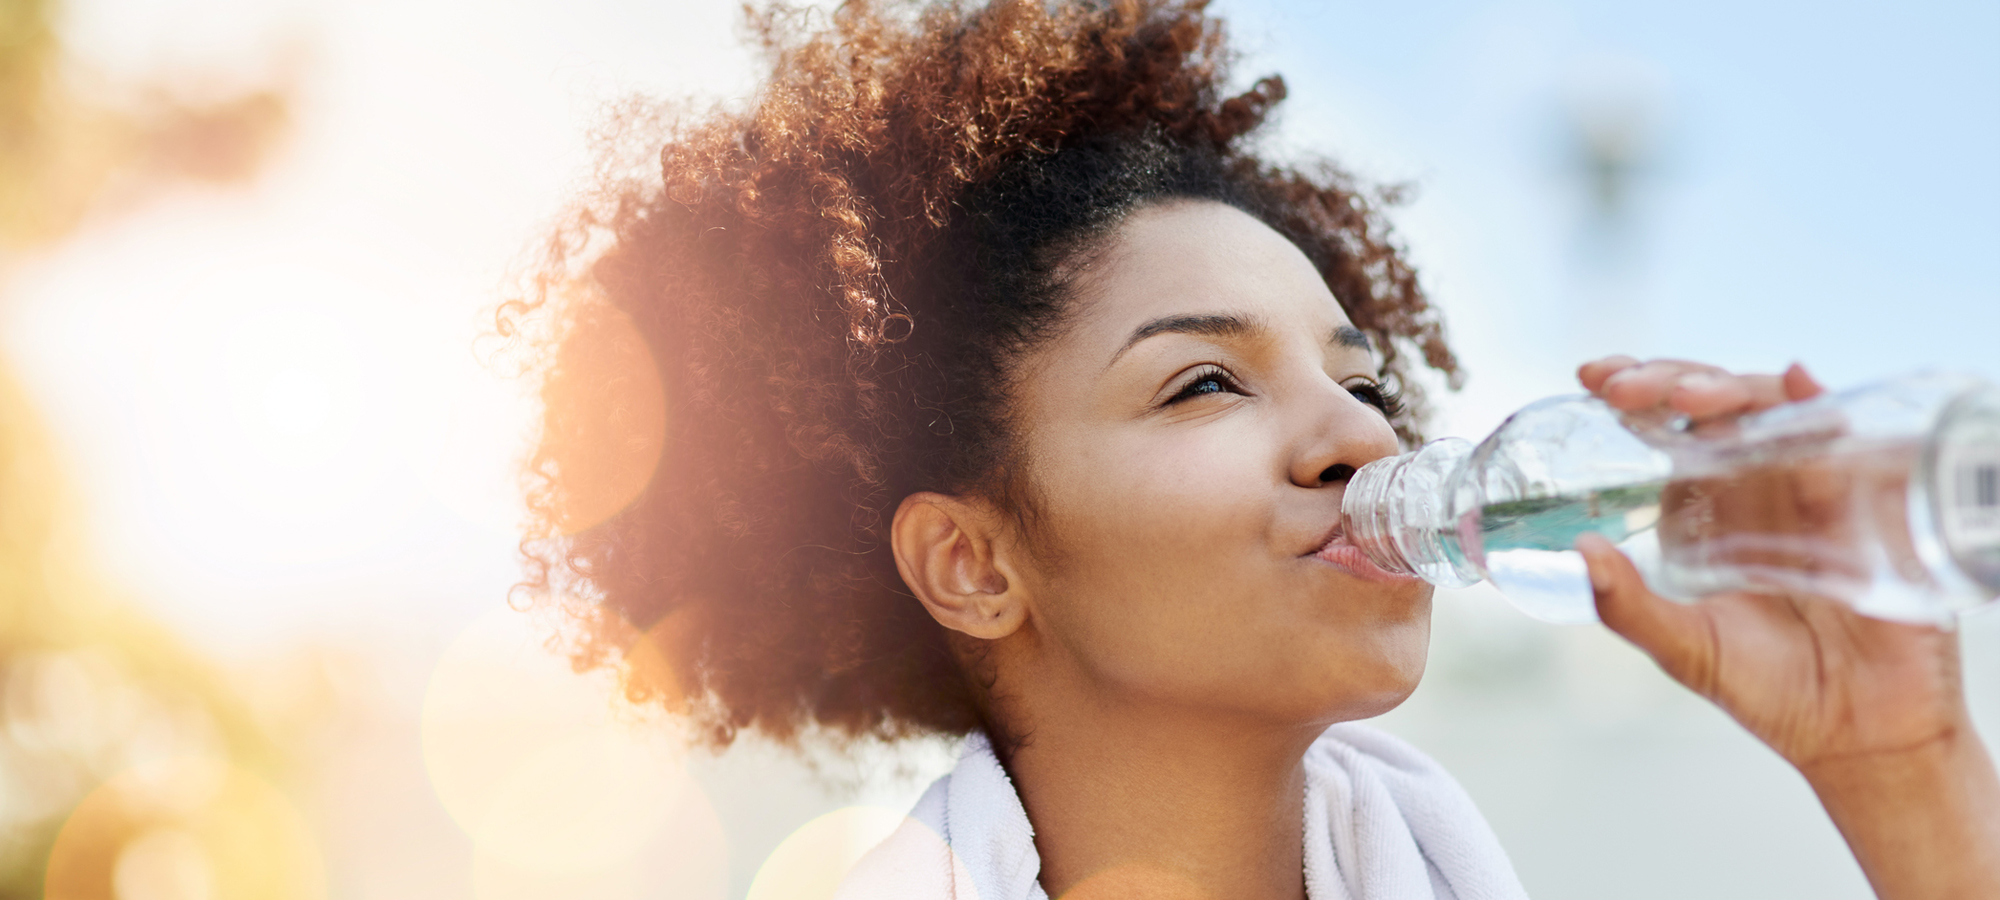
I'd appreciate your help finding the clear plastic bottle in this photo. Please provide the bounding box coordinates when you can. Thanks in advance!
[1341,372,2000,625]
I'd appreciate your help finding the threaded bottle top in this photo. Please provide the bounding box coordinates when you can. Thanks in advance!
[1342,438,1480,589]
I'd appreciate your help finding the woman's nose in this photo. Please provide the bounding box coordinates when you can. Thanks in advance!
[1315,463,1357,485]
[1291,383,1400,489]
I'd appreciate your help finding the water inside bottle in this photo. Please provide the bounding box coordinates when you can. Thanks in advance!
[1359,375,2000,624]
[1464,441,1987,624]
[1465,482,1667,625]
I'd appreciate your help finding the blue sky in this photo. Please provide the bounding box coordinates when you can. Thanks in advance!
[1216,0,1998,434]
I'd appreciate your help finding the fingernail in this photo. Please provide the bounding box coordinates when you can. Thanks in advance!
[1678,372,1722,391]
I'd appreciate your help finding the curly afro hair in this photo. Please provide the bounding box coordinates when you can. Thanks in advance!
[504,0,1460,749]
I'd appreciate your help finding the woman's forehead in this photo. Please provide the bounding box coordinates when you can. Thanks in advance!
[1062,200,1354,356]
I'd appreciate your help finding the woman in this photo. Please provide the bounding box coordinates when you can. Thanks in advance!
[509,2,2000,897]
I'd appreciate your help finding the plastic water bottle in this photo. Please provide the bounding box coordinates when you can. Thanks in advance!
[1341,372,2000,625]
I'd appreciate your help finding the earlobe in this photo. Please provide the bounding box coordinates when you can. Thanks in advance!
[891,492,1028,640]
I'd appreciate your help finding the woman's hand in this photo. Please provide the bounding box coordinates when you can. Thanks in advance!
[1573,356,2000,900]
[1573,356,1949,766]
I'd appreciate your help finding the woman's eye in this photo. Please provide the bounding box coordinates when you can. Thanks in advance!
[1346,380,1404,418]
[1167,368,1240,404]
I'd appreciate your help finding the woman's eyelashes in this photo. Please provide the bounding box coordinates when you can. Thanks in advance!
[1346,379,1404,419]
[1162,368,1401,420]
[1164,365,1244,405]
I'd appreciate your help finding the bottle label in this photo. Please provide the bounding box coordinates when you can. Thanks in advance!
[1937,404,2000,589]
[1946,446,2000,542]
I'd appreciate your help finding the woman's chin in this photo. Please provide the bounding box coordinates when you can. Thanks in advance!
[1310,666,1426,724]
[1323,617,1432,717]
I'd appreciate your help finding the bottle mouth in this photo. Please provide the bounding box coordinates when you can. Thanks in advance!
[1340,453,1418,576]
[1339,438,1482,589]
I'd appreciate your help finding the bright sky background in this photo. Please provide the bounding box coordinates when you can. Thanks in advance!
[9,0,758,651]
[7,0,1993,653]
[1220,0,2000,435]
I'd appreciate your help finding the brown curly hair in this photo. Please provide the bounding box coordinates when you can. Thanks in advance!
[504,0,1460,749]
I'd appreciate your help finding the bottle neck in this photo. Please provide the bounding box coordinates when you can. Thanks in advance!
[1342,438,1481,589]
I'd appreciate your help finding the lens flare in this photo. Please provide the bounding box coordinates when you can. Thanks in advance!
[617,610,695,713]
[112,827,213,900]
[819,810,975,900]
[44,756,325,900]
[746,805,907,900]
[470,774,728,900]
[421,606,693,875]
[538,300,667,536]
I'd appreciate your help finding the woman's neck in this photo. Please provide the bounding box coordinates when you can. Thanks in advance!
[998,671,1326,900]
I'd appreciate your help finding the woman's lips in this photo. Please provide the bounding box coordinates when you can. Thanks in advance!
[1312,533,1420,585]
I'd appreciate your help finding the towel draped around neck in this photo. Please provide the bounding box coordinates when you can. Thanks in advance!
[834,723,1529,900]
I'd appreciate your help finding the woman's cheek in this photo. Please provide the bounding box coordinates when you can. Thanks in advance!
[1056,433,1249,550]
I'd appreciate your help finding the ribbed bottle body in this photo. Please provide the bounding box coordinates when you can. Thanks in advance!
[1343,372,2000,625]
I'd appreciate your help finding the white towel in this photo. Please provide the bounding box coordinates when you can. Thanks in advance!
[835,724,1528,900]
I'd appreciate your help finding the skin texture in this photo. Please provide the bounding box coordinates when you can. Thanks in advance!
[893,205,2000,899]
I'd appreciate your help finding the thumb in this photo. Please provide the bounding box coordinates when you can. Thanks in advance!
[1576,533,1719,697]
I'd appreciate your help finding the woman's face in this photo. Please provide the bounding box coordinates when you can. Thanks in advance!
[1004,199,1430,727]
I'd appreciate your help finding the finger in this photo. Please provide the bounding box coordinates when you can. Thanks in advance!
[1670,372,1788,420]
[1578,355,1641,392]
[1667,372,1753,419]
[1576,533,1718,697]
[1598,359,1729,411]
[1783,362,1825,401]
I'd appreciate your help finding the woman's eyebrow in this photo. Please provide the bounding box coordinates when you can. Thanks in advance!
[1108,312,1262,367]
[1331,325,1372,351]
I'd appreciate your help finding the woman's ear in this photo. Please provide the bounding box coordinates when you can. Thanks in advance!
[891,492,1029,640]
